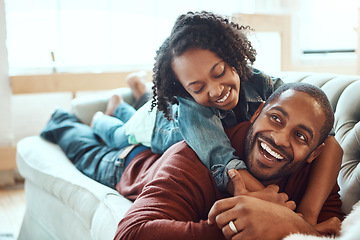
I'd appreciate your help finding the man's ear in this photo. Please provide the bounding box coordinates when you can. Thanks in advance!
[307,143,325,163]
[250,102,265,123]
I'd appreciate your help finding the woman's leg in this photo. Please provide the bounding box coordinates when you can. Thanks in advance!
[41,109,126,188]
[126,71,152,110]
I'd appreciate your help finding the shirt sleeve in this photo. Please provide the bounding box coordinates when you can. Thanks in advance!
[114,142,226,240]
[177,97,246,191]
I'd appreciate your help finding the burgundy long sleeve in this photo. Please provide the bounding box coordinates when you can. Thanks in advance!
[115,141,227,240]
[114,121,344,239]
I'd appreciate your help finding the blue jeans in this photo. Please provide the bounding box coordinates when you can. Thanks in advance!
[151,97,247,191]
[92,102,136,149]
[40,109,149,189]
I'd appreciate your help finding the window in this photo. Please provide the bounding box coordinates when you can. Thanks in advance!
[4,0,359,75]
[4,0,244,75]
[298,0,358,53]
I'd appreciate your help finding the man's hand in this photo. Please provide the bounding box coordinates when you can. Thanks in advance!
[208,195,317,240]
[208,170,295,226]
[208,169,305,239]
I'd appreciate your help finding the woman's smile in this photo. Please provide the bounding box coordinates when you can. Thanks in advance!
[216,88,231,103]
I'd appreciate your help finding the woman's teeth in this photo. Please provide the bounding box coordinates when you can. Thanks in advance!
[260,142,284,160]
[216,89,231,103]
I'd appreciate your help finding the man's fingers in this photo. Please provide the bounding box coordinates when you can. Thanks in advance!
[228,169,247,196]
[222,219,243,239]
[285,200,296,211]
[208,198,234,225]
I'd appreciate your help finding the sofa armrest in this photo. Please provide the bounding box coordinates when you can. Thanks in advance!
[71,81,153,125]
[16,136,133,240]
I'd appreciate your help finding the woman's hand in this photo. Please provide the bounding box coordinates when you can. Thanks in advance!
[224,169,296,209]
[313,217,342,236]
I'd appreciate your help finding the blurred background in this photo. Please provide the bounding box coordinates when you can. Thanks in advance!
[1,1,359,238]
[0,0,359,179]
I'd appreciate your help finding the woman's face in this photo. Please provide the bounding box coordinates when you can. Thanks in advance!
[171,48,241,110]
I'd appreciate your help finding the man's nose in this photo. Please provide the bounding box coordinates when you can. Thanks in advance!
[271,130,291,148]
[208,84,224,98]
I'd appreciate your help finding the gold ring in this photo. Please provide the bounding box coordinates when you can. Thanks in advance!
[229,220,238,234]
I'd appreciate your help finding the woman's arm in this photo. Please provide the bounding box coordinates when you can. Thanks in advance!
[226,169,264,193]
[177,97,248,191]
[296,135,343,225]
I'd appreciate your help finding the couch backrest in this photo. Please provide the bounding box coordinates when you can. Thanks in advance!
[280,71,360,214]
[71,71,360,214]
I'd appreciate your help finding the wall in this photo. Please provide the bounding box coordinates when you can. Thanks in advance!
[0,0,72,180]
[0,0,16,185]
[0,0,12,146]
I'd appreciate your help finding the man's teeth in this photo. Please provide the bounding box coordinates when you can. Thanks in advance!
[216,89,230,103]
[260,142,284,160]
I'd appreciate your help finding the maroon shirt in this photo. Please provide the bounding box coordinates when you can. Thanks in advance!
[115,121,344,240]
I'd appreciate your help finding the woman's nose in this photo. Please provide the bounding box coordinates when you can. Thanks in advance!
[208,84,224,98]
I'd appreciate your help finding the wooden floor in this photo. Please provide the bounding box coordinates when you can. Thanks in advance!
[0,183,26,240]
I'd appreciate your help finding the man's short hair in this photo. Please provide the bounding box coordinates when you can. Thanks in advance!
[264,82,334,145]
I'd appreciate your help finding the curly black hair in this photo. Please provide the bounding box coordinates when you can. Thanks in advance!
[151,11,257,120]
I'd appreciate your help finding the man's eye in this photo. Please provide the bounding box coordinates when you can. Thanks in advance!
[296,132,307,142]
[271,115,281,123]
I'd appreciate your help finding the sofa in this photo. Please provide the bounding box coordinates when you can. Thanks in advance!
[16,71,360,240]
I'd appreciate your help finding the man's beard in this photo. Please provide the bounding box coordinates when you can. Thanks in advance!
[244,123,309,182]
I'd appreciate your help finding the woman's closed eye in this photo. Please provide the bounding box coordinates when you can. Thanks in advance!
[214,67,226,79]
[189,83,205,94]
[193,85,204,94]
[211,62,226,79]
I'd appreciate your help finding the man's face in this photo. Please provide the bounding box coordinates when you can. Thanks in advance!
[245,90,326,184]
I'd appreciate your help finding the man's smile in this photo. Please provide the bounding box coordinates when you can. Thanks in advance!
[260,141,284,161]
[254,135,293,168]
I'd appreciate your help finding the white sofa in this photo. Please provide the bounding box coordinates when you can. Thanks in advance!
[16,87,138,240]
[16,72,360,239]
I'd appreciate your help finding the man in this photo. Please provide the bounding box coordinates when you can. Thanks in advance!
[41,83,343,240]
[207,83,343,239]
[114,82,343,240]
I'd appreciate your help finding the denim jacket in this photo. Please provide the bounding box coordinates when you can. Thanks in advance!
[151,68,283,191]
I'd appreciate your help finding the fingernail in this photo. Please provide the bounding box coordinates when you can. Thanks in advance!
[228,169,236,178]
